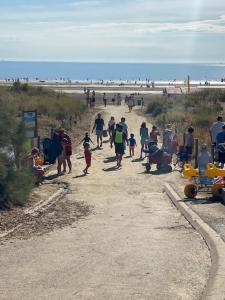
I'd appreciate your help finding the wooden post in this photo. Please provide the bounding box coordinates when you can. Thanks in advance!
[187,75,190,94]
[194,138,199,168]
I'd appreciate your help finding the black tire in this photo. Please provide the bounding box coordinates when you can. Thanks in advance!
[165,165,173,173]
[156,163,162,171]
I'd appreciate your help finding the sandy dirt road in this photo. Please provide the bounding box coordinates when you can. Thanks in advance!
[0,105,210,300]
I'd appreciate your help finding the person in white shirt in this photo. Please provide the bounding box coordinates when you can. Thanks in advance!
[210,116,224,145]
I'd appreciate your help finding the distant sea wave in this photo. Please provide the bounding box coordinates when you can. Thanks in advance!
[0,61,224,81]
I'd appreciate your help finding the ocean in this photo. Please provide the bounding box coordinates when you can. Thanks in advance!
[0,61,224,81]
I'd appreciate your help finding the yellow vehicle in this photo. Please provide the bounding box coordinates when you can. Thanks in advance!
[183,163,225,198]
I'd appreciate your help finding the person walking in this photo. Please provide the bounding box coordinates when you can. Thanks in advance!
[58,128,72,174]
[91,90,96,107]
[83,143,92,175]
[117,93,121,105]
[185,126,194,160]
[108,116,116,148]
[128,96,134,112]
[150,125,160,145]
[103,93,107,107]
[128,133,137,156]
[163,124,173,154]
[92,113,105,148]
[210,116,224,146]
[140,122,149,158]
[113,125,128,167]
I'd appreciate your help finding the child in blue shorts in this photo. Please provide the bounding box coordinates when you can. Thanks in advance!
[128,133,137,156]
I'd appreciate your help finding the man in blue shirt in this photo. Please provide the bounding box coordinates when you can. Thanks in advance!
[92,113,105,148]
[216,124,225,145]
[216,124,225,167]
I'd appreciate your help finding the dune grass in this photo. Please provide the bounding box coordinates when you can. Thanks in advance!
[0,82,86,208]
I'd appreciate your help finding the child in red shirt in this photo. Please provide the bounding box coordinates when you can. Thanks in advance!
[83,143,92,175]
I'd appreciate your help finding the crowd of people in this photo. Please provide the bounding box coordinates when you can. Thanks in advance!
[84,89,144,109]
[29,88,225,184]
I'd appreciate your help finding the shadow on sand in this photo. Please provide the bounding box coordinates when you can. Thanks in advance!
[73,173,87,178]
[102,165,121,172]
[44,173,59,181]
[103,156,116,163]
[183,196,223,205]
[132,157,145,163]
[91,146,102,152]
[76,156,84,160]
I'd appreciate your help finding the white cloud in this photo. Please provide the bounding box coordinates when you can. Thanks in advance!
[68,0,104,7]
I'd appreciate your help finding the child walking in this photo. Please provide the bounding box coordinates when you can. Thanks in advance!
[83,143,92,175]
[80,132,94,147]
[128,133,137,156]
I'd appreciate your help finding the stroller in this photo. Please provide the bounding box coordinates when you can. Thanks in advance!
[144,141,172,172]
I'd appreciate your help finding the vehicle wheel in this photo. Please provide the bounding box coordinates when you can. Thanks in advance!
[184,184,198,198]
[211,185,223,197]
[146,163,151,172]
[156,163,162,171]
[164,165,173,173]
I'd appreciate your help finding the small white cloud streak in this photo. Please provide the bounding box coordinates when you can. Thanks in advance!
[47,15,225,35]
[68,0,104,7]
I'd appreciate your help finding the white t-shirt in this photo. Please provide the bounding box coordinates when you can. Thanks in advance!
[210,121,224,143]
[119,122,128,134]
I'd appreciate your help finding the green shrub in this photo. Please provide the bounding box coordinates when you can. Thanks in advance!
[146,99,167,117]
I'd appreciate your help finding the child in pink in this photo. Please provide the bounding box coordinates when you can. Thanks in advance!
[83,143,92,175]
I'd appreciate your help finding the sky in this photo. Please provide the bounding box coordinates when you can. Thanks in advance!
[0,0,225,63]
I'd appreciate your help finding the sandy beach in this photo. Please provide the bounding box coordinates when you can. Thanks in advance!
[1,79,225,96]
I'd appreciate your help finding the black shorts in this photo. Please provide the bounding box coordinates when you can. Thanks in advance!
[115,143,124,155]
[65,151,72,156]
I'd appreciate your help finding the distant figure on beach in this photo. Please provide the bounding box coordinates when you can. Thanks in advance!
[103,93,107,107]
[83,143,92,175]
[128,96,134,112]
[92,113,105,148]
[91,90,96,107]
[140,122,149,158]
[141,97,144,108]
[112,95,116,105]
[117,93,121,105]
[86,88,90,107]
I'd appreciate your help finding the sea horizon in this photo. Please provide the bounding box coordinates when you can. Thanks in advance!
[0,61,224,81]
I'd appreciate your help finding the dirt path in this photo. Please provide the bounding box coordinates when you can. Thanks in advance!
[0,105,210,300]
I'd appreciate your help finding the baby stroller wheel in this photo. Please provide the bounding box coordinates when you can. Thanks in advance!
[211,185,223,197]
[156,163,162,171]
[184,184,197,199]
[146,163,151,172]
[165,165,172,173]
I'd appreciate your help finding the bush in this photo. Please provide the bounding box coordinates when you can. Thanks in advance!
[146,99,167,117]
[145,89,225,146]
[0,100,35,208]
[0,84,86,209]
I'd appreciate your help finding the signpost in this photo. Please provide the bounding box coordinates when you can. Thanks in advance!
[23,110,39,147]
